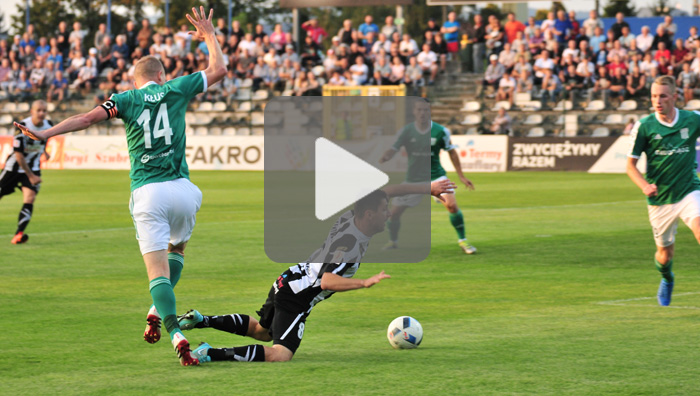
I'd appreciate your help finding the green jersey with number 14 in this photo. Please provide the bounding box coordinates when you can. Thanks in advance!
[105,71,207,191]
[628,108,700,205]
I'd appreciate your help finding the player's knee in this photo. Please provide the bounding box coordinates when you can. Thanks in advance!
[267,345,293,362]
[445,202,459,213]
[656,248,673,264]
[168,243,186,255]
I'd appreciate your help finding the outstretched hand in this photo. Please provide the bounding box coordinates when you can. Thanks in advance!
[186,6,214,42]
[460,175,475,191]
[363,270,391,288]
[14,122,45,141]
[431,179,457,202]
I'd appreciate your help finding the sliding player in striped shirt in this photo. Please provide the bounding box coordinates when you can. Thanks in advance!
[177,180,455,363]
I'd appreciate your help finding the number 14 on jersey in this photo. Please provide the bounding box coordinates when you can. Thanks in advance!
[137,104,173,149]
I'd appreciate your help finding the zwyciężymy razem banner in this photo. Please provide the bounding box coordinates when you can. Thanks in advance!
[508,137,618,171]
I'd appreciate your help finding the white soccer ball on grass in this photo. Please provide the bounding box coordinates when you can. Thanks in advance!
[387,316,423,349]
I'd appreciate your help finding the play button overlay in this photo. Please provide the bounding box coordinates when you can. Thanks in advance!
[315,137,389,221]
[264,97,431,264]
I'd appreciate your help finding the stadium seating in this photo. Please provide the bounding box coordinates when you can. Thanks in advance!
[683,99,700,111]
[514,92,532,107]
[603,114,624,125]
[212,102,227,112]
[585,100,606,111]
[460,101,481,112]
[491,101,511,111]
[617,100,638,111]
[622,114,639,125]
[1,103,16,113]
[0,114,13,125]
[526,127,546,137]
[197,102,213,112]
[523,114,543,125]
[553,100,573,111]
[223,127,237,135]
[252,90,270,101]
[591,127,610,137]
[519,101,542,111]
[460,114,482,126]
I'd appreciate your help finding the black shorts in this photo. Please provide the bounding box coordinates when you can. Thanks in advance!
[256,285,308,354]
[0,169,40,198]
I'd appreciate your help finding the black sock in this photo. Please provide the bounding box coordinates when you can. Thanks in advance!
[208,345,265,362]
[16,203,33,234]
[205,314,250,336]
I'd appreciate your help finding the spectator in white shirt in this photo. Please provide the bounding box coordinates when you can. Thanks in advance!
[690,49,700,74]
[582,10,603,38]
[636,26,653,54]
[497,42,517,73]
[561,39,580,62]
[349,56,369,85]
[416,43,438,85]
[399,33,419,58]
[238,33,257,56]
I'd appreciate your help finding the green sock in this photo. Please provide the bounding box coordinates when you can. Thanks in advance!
[387,219,400,242]
[149,277,182,340]
[655,259,674,283]
[449,210,466,240]
[168,253,184,288]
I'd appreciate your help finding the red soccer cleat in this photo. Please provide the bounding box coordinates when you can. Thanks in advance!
[144,314,161,344]
[10,232,29,244]
[174,336,200,366]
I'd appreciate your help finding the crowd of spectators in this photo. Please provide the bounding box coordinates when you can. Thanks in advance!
[477,10,700,108]
[0,12,463,104]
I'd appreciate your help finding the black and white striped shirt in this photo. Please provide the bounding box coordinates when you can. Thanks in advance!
[3,117,52,173]
[275,210,371,313]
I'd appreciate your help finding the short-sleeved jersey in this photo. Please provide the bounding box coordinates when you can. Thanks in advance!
[391,121,456,182]
[274,210,369,313]
[105,71,207,191]
[628,108,700,205]
[4,117,51,173]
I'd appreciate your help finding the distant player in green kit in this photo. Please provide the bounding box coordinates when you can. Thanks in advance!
[627,75,700,306]
[380,98,477,254]
[15,7,226,365]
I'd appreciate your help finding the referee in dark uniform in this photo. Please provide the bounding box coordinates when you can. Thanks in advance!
[1,100,52,244]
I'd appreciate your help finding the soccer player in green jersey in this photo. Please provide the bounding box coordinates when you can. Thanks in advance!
[15,7,226,365]
[627,75,700,306]
[379,98,477,254]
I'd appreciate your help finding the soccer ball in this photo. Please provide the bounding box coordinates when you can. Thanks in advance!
[387,316,423,349]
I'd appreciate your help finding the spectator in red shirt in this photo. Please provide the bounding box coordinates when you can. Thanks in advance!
[302,17,328,47]
[654,41,671,63]
[568,11,580,40]
[504,12,525,44]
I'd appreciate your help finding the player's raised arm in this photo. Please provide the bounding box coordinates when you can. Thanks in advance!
[187,7,226,87]
[14,106,108,141]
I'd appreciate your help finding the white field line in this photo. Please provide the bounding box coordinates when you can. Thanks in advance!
[595,292,700,310]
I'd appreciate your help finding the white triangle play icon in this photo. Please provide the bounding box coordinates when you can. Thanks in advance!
[315,137,389,221]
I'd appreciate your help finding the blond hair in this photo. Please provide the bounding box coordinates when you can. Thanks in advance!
[134,55,165,81]
[653,75,676,91]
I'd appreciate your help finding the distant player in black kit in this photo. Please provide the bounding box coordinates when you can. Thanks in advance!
[0,100,52,244]
[176,180,455,363]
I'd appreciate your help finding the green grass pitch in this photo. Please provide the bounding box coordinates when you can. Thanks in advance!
[2,170,700,395]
